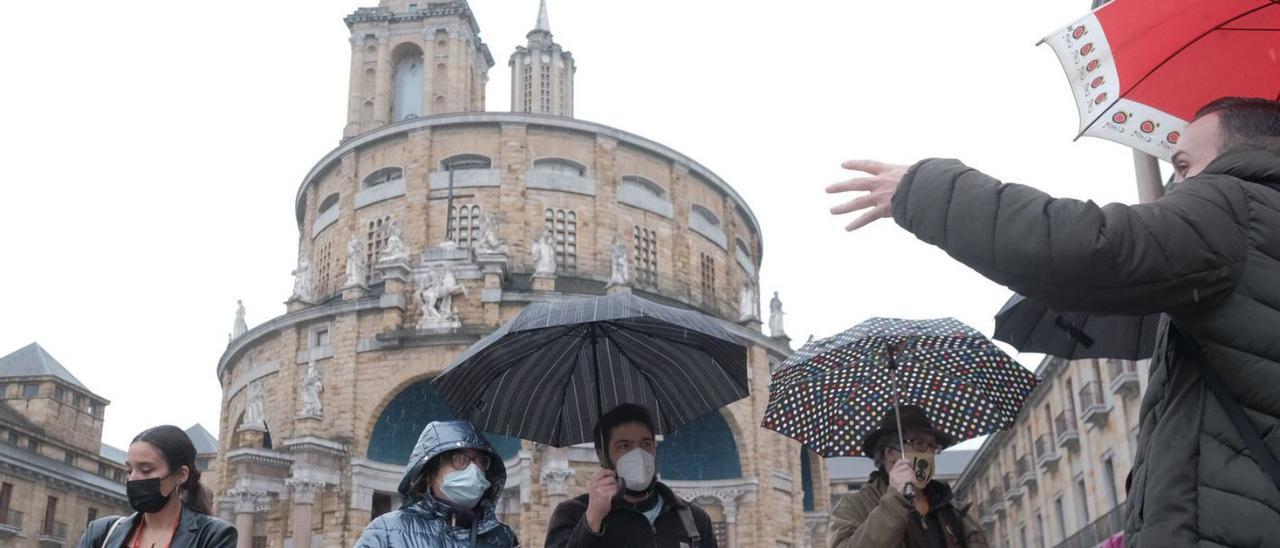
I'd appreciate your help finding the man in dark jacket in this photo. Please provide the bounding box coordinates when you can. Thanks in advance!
[544,404,718,548]
[827,97,1280,547]
[828,406,988,548]
[355,420,519,547]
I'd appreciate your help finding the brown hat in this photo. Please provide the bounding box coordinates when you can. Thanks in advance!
[860,405,956,458]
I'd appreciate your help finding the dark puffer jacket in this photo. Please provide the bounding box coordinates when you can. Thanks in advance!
[354,420,519,548]
[890,146,1280,547]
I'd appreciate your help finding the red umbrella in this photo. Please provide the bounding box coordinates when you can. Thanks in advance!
[1040,0,1280,161]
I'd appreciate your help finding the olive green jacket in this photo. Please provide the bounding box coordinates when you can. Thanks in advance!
[828,472,988,548]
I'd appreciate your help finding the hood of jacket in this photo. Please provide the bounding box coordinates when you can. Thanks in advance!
[1201,144,1280,187]
[397,420,508,516]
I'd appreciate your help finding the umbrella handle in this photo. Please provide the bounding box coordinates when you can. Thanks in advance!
[889,361,916,501]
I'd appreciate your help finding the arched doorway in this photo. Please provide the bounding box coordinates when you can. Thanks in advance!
[367,379,521,466]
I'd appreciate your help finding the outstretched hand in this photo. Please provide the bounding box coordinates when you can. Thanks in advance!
[826,160,909,231]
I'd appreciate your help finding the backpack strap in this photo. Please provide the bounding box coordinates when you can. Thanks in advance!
[100,516,129,548]
[676,504,701,548]
[1173,324,1280,495]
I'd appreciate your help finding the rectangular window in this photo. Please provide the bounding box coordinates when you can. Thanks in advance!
[1054,494,1067,540]
[29,438,39,453]
[98,463,109,476]
[64,452,75,467]
[72,394,83,409]
[1019,524,1028,548]
[313,328,330,349]
[1034,512,1046,548]
[633,226,658,288]
[317,241,333,296]
[43,496,57,535]
[700,253,716,304]
[53,386,65,402]
[365,216,391,284]
[522,64,532,113]
[89,402,101,417]
[540,64,552,113]
[1074,474,1090,526]
[252,537,268,548]
[0,383,6,398]
[0,483,11,522]
[544,209,577,275]
[1102,456,1119,509]
[86,507,97,526]
[6,432,17,445]
[451,205,481,247]
[22,384,38,398]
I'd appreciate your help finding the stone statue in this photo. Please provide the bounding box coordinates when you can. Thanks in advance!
[301,360,324,417]
[473,212,508,255]
[769,291,787,337]
[608,237,629,287]
[532,229,558,276]
[738,281,759,322]
[241,382,266,430]
[233,300,248,338]
[380,220,409,264]
[291,246,314,302]
[416,264,468,328]
[345,235,366,286]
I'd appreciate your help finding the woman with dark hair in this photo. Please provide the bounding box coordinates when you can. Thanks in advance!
[77,425,237,548]
[355,420,518,547]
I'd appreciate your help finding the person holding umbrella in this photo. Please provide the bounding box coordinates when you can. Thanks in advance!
[828,97,1280,546]
[544,404,718,548]
[828,406,987,548]
[354,420,519,548]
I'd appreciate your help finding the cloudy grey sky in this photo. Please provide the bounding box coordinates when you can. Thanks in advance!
[0,0,1155,451]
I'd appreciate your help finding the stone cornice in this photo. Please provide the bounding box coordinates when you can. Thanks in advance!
[218,296,380,378]
[280,436,349,457]
[0,452,126,504]
[295,112,765,261]
[227,448,294,468]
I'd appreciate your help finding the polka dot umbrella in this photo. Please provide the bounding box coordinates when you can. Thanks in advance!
[762,317,1039,458]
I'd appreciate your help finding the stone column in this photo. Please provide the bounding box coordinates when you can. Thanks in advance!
[227,489,267,548]
[373,34,391,126]
[723,500,738,548]
[286,479,326,548]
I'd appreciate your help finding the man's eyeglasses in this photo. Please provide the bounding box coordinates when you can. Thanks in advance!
[889,437,941,454]
[444,452,491,471]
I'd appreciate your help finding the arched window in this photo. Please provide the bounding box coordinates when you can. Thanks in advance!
[365,216,392,283]
[318,193,339,215]
[367,379,520,465]
[441,154,492,171]
[620,176,666,200]
[363,167,403,188]
[544,208,577,275]
[450,205,481,247]
[657,411,742,480]
[619,176,672,217]
[691,204,720,227]
[533,158,587,177]
[735,238,756,277]
[690,204,727,250]
[391,43,424,121]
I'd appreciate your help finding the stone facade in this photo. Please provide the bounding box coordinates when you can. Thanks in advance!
[0,343,130,547]
[214,2,829,547]
[954,356,1148,548]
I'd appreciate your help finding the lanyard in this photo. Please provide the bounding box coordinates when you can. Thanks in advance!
[131,514,181,548]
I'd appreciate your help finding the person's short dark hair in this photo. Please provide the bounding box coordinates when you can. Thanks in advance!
[1194,97,1280,149]
[592,404,656,462]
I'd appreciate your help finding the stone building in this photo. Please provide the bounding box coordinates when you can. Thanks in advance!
[954,356,1148,548]
[0,343,129,547]
[212,2,828,547]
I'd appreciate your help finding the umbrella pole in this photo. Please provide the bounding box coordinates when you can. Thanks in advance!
[888,347,915,500]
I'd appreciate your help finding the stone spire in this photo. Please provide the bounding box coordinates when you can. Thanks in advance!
[510,0,576,117]
[535,0,551,34]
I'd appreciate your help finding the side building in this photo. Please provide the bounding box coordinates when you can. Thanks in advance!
[0,343,129,547]
[954,356,1147,548]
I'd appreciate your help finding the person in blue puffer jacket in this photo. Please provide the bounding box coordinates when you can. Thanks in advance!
[355,420,519,548]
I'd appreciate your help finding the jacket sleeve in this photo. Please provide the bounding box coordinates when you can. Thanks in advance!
[827,489,912,548]
[891,159,1249,316]
[352,517,389,548]
[543,500,606,548]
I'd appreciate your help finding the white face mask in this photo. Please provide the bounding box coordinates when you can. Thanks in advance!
[440,463,490,509]
[615,448,656,492]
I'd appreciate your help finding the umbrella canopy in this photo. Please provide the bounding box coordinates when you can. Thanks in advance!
[433,293,749,447]
[762,317,1039,458]
[1040,0,1280,160]
[994,293,1160,361]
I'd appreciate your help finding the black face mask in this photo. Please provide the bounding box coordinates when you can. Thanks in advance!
[127,473,179,514]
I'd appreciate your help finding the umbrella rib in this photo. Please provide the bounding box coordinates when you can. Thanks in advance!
[1078,1,1279,137]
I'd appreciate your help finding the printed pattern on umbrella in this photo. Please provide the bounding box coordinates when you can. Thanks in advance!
[763,317,1039,457]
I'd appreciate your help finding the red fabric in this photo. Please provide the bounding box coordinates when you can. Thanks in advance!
[1103,532,1125,548]
[1094,0,1279,119]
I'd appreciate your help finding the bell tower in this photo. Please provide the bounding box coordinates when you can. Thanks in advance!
[343,0,495,138]
[509,0,576,117]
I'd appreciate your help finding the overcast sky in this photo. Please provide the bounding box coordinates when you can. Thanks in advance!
[0,0,1156,452]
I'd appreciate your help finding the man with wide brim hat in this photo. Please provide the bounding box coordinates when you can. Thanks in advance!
[829,406,988,548]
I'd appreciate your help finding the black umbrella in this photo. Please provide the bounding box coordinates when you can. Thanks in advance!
[994,293,1160,361]
[433,293,749,447]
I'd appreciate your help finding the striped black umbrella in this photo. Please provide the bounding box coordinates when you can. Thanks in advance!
[762,317,1039,458]
[433,293,749,447]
